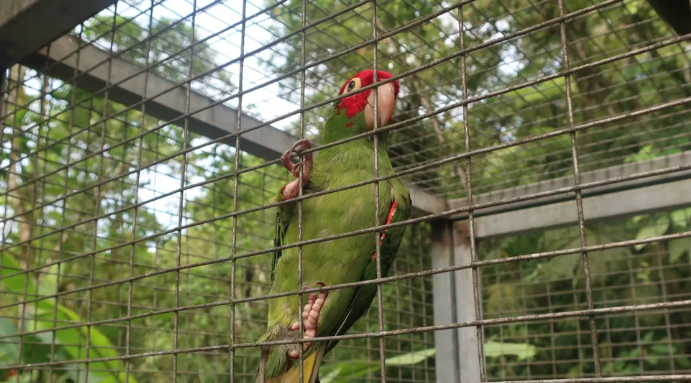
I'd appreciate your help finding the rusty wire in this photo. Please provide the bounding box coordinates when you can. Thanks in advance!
[1,0,691,382]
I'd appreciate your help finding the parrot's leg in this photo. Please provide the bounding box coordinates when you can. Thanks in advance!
[287,282,328,359]
[281,139,313,200]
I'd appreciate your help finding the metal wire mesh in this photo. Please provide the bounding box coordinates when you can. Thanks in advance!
[1,0,690,382]
[478,208,691,381]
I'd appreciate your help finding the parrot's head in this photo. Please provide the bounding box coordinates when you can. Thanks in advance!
[335,69,400,130]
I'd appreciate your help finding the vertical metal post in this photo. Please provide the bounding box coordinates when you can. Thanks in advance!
[453,221,482,383]
[230,1,248,380]
[430,220,460,383]
[370,1,387,382]
[457,3,485,382]
[85,3,119,380]
[296,0,307,380]
[174,3,197,381]
[557,0,602,376]
[125,2,155,382]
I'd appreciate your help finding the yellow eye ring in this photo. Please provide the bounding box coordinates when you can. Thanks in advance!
[344,78,361,94]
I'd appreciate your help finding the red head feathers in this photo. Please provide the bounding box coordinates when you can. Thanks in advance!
[336,70,400,129]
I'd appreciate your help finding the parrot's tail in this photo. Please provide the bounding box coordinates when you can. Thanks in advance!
[255,343,326,383]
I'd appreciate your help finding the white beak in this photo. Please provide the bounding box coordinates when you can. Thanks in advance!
[364,83,396,129]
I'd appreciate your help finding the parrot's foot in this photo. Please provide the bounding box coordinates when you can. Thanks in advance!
[287,282,328,359]
[281,139,313,179]
[281,139,313,200]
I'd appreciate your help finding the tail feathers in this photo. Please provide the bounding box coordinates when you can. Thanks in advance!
[256,343,326,383]
[255,348,270,383]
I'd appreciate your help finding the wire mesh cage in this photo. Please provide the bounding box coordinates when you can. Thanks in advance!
[0,0,690,382]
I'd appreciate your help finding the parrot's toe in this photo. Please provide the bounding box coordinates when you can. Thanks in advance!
[287,282,328,359]
[281,139,313,180]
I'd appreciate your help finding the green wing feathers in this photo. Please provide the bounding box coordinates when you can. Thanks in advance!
[325,186,411,355]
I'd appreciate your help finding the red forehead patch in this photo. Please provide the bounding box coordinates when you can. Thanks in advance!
[338,70,400,97]
[336,70,400,119]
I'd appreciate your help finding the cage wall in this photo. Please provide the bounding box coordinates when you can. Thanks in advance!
[0,0,690,383]
[477,207,691,380]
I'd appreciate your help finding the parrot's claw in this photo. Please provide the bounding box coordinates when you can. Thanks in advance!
[287,282,328,359]
[281,139,313,180]
[281,139,313,200]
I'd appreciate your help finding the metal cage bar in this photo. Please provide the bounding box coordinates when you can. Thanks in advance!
[0,0,690,382]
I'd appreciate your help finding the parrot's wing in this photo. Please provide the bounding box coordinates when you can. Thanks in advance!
[324,188,411,355]
[271,180,319,283]
[257,181,321,383]
[270,208,287,283]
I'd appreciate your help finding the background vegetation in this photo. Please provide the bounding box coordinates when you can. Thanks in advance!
[1,0,690,382]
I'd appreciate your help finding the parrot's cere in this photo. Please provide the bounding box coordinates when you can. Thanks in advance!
[254,70,412,383]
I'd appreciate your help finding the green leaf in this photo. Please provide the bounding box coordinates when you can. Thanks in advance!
[676,355,691,368]
[321,349,436,383]
[1,253,138,383]
[484,341,536,361]
[631,214,648,224]
[322,342,534,383]
[510,77,571,106]
[0,318,20,366]
[670,209,689,228]
[626,0,640,15]
[642,332,655,342]
[320,359,373,383]
[650,343,672,355]
[669,238,691,264]
[634,217,670,250]
[319,366,344,382]
[385,348,436,366]
[542,254,579,280]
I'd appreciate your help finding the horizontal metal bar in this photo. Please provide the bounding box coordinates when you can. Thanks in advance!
[25,34,297,160]
[449,150,691,224]
[407,185,449,217]
[472,177,691,238]
[8,28,685,233]
[10,0,629,179]
[1,217,689,343]
[2,297,691,370]
[14,35,446,219]
[2,122,691,287]
[8,0,369,170]
[0,0,115,67]
[494,375,691,383]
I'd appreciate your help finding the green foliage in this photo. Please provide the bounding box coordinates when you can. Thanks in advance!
[84,15,235,90]
[3,0,690,381]
[1,253,138,383]
[321,340,536,382]
[479,206,691,379]
[320,348,437,383]
[484,341,536,361]
[267,0,691,199]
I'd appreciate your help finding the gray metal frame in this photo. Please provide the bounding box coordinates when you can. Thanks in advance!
[15,32,691,383]
[21,29,691,383]
[3,0,691,382]
[0,0,117,68]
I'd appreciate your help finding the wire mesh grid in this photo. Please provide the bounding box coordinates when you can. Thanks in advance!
[478,208,691,381]
[0,0,690,382]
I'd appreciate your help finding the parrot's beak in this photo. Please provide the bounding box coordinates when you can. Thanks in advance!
[364,82,396,130]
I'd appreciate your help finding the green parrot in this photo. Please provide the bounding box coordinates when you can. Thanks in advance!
[253,69,412,383]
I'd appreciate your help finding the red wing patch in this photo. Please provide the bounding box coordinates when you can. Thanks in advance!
[371,201,398,261]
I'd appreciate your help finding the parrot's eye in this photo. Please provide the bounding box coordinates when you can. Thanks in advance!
[342,78,362,94]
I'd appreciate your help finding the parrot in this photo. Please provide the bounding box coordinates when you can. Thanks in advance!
[253,69,412,383]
